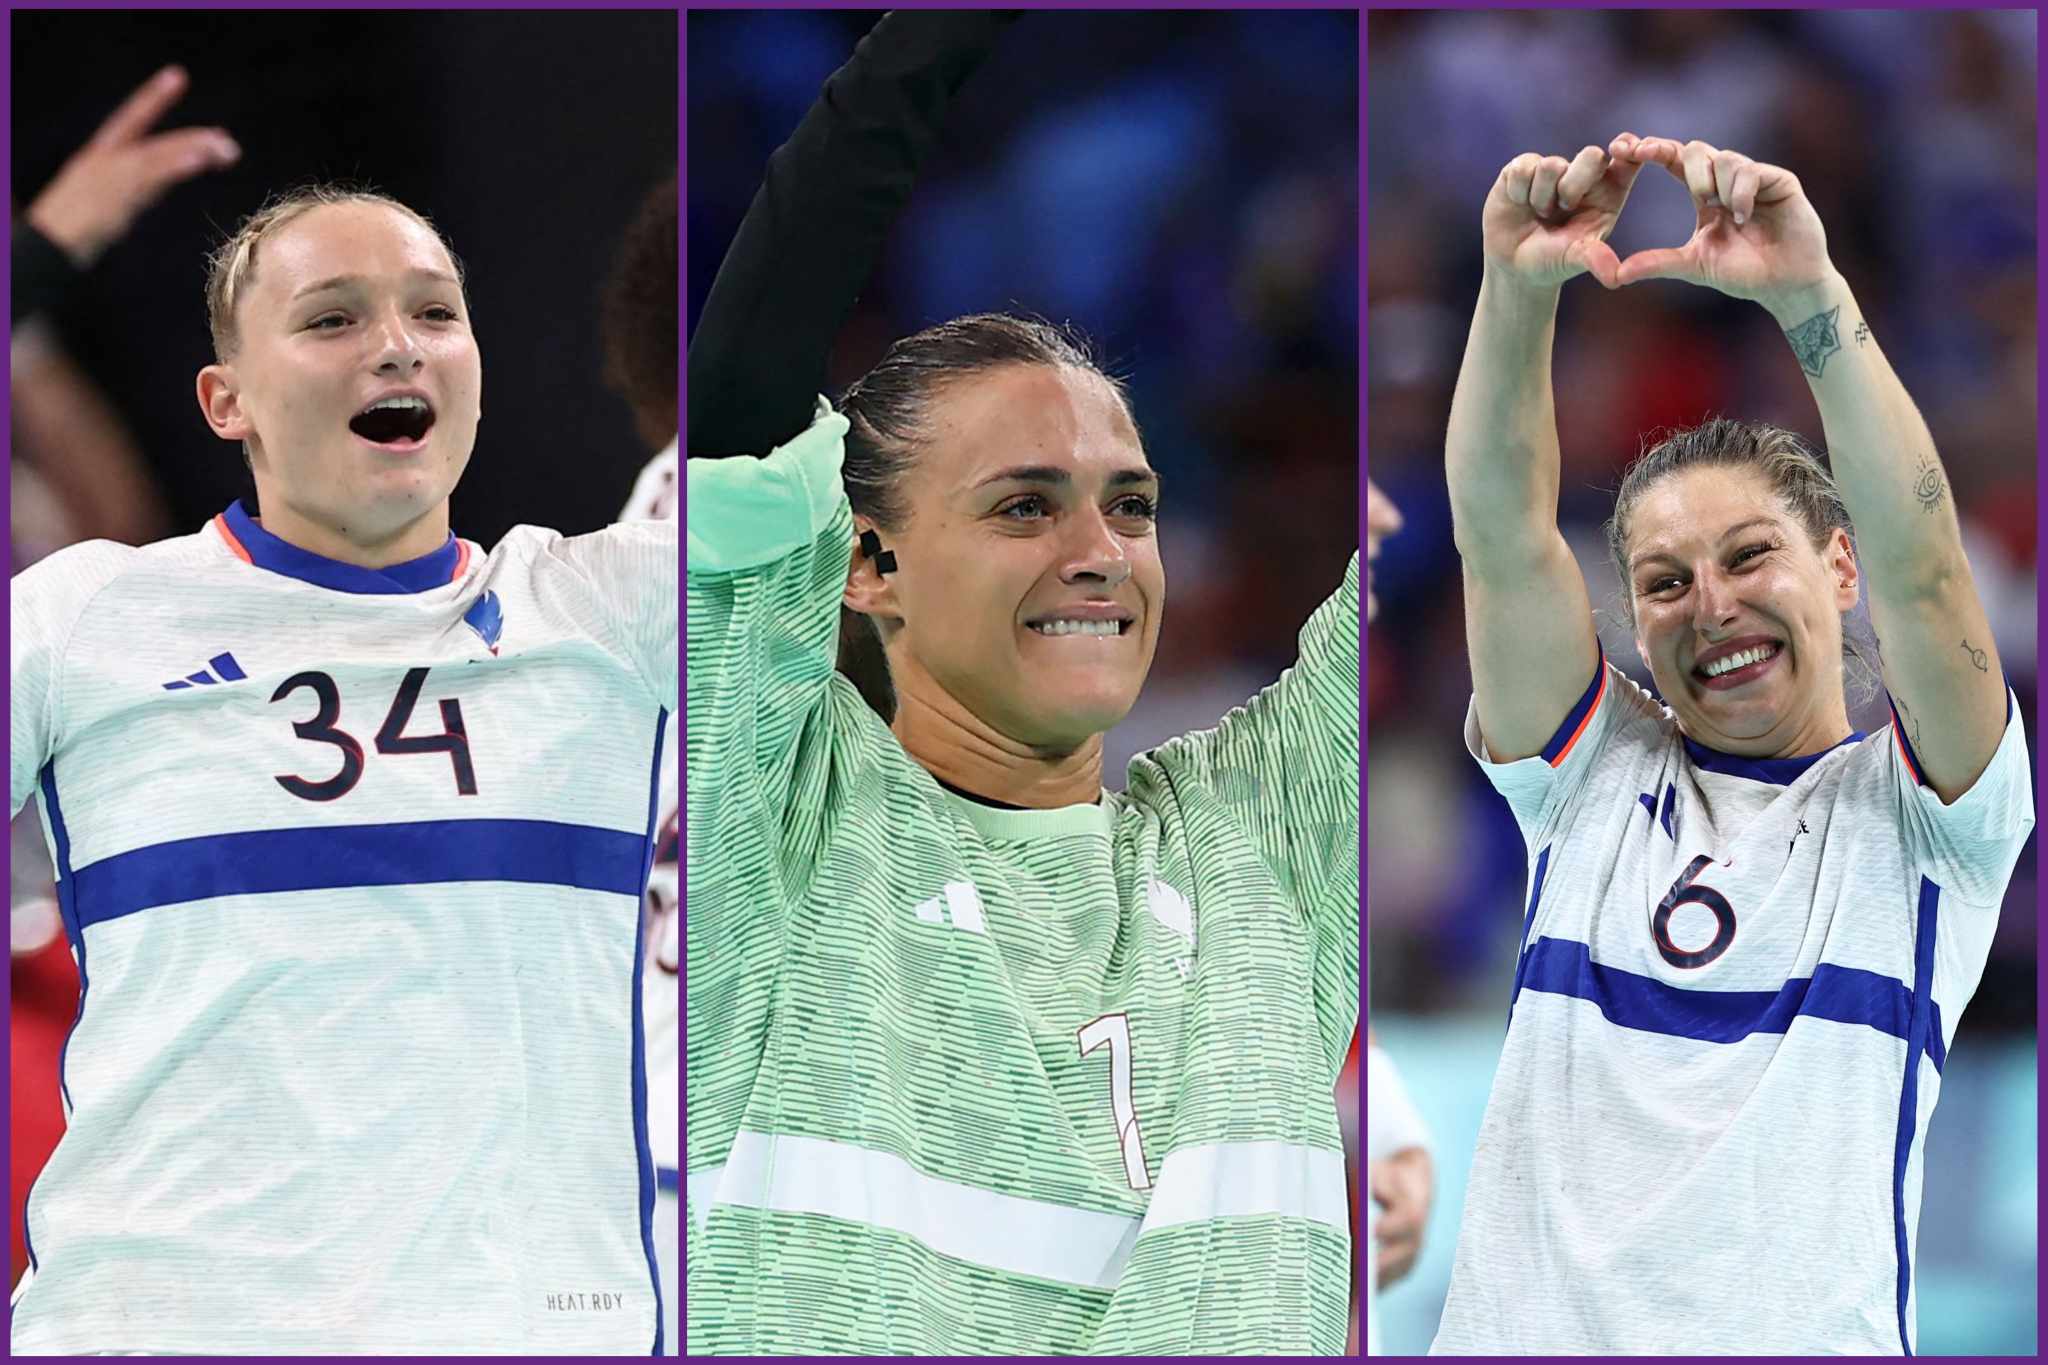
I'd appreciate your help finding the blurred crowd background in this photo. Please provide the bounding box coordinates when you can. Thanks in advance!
[690,9,1361,1348]
[1366,9,2036,1354]
[10,9,676,1293]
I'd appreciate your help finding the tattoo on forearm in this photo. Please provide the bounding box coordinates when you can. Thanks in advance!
[1853,321,1870,347]
[1913,453,1946,514]
[1960,638,1989,672]
[1785,306,1842,378]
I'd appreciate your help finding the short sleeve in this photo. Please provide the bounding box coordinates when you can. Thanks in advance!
[1888,687,2034,906]
[545,517,679,709]
[1462,653,1670,851]
[9,541,131,819]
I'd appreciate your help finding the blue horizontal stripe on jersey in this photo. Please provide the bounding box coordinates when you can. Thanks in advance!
[1517,936,1945,1072]
[69,818,650,927]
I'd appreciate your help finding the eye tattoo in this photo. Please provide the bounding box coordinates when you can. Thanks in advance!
[1913,453,1946,515]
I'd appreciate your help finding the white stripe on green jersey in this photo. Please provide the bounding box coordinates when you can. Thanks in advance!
[9,507,676,1355]
[685,402,1360,1354]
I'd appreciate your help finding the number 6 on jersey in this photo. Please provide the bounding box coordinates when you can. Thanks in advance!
[1077,1013,1151,1190]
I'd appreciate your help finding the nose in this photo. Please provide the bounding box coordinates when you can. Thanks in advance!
[369,308,425,374]
[1058,504,1133,589]
[1691,563,1740,637]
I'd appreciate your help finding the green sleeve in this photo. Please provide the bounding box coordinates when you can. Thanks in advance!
[1136,554,1360,1083]
[683,401,854,1176]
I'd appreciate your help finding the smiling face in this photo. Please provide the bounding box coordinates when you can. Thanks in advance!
[1626,464,1860,756]
[198,200,482,560]
[851,363,1165,753]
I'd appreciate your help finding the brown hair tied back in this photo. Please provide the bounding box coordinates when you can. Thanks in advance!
[833,312,1137,721]
[1603,416,1878,702]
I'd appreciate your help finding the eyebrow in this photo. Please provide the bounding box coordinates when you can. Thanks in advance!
[292,269,462,301]
[1630,516,1780,574]
[971,464,1161,492]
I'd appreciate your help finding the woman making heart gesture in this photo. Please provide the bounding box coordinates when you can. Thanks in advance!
[1430,135,2032,1354]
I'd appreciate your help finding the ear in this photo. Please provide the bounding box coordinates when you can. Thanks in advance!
[1825,528,1860,611]
[842,516,900,621]
[196,364,253,444]
[1635,637,1652,674]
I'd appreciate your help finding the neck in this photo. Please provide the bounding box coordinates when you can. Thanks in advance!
[1780,705,1854,759]
[1694,695,1853,761]
[248,491,450,569]
[889,677,1105,810]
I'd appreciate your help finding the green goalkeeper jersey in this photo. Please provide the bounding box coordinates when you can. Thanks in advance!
[685,403,1359,1355]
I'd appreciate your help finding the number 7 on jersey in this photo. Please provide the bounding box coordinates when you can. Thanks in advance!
[1078,1013,1152,1190]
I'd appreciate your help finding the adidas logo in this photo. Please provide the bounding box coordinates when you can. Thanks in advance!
[161,652,248,691]
[1146,878,1196,982]
[912,881,986,934]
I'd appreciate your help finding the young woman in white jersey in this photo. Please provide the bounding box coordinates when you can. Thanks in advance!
[687,12,1358,1354]
[12,143,674,1352]
[1434,134,2032,1354]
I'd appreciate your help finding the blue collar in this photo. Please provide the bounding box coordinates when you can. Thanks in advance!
[216,500,467,595]
[1682,730,1866,785]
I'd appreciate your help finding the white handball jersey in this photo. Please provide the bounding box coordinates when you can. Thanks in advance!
[619,439,679,1191]
[8,500,678,1356]
[1433,655,2033,1356]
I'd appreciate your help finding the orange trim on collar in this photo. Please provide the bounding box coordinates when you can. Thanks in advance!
[212,513,253,564]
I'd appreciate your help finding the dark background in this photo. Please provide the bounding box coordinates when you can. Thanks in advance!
[11,8,677,544]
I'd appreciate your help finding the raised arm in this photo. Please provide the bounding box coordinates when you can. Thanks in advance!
[687,11,1018,458]
[1450,141,1646,761]
[1618,138,2007,802]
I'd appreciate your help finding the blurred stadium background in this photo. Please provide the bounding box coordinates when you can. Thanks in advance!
[1367,9,2036,1356]
[688,7,1362,1347]
[10,9,675,1296]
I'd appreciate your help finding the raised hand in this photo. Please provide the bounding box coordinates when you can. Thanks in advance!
[24,66,240,269]
[1481,140,1650,290]
[1610,136,1834,307]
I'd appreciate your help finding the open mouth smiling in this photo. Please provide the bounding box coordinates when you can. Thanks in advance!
[349,393,436,450]
[1693,636,1783,690]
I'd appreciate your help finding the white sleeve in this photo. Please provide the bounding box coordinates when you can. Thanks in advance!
[543,518,680,711]
[9,542,131,819]
[1462,651,1671,852]
[1887,687,2035,907]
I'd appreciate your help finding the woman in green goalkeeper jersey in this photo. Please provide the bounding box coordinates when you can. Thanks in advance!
[687,13,1359,1354]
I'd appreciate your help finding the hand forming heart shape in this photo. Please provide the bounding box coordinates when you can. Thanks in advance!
[1481,133,1836,310]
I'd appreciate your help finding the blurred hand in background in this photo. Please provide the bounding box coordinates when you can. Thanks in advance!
[1370,1145,1433,1289]
[24,65,237,268]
